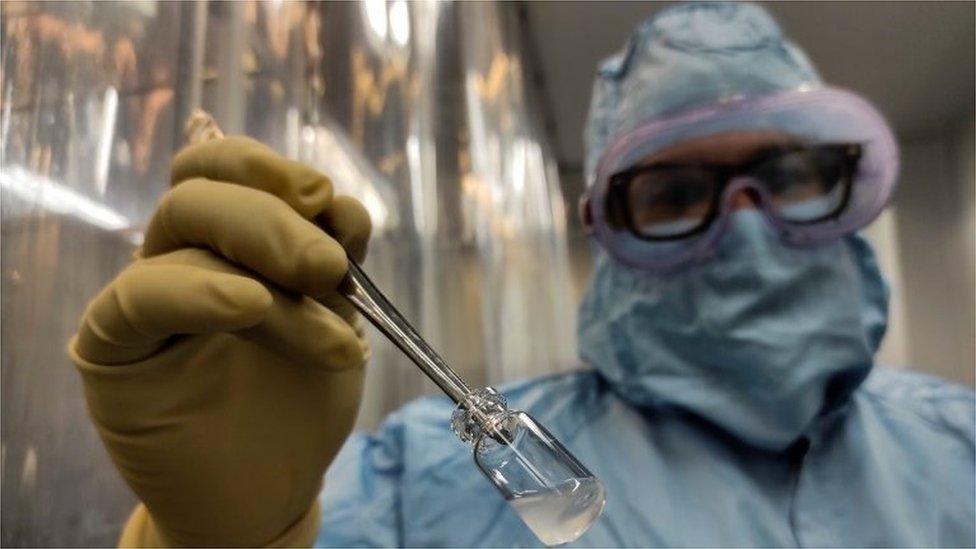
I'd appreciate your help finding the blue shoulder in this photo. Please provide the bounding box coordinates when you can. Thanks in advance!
[859,369,975,445]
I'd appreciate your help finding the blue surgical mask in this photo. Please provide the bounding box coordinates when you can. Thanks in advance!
[577,210,888,450]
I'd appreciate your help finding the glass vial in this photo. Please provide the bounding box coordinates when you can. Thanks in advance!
[453,389,606,545]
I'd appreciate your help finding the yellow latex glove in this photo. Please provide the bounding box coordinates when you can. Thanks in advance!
[69,136,372,547]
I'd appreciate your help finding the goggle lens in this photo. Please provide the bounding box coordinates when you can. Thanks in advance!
[610,144,861,241]
[625,167,718,238]
[761,145,856,223]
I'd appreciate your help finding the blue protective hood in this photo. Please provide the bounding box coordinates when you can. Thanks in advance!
[584,2,821,181]
[577,211,889,450]
[577,2,890,450]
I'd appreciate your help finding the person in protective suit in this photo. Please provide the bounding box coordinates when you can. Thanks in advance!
[71,3,974,547]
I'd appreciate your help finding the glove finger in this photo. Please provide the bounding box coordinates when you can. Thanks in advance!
[170,137,371,268]
[142,179,347,298]
[316,293,359,325]
[141,248,366,369]
[74,264,273,365]
[237,291,367,371]
[313,195,373,322]
[317,195,372,264]
[170,136,333,219]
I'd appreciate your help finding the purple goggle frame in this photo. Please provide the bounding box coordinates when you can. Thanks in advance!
[580,87,900,272]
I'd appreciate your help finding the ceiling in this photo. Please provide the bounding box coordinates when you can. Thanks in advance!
[524,1,976,172]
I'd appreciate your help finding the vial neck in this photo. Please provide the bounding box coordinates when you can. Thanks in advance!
[451,387,510,444]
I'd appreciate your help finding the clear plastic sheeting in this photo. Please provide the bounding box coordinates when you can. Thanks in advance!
[1,1,577,545]
[307,1,578,424]
[457,2,577,384]
[2,3,182,545]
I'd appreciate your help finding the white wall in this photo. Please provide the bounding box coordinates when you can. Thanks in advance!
[864,208,910,368]
[869,119,975,387]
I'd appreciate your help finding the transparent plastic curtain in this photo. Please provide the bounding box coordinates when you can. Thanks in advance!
[2,3,182,545]
[456,2,577,384]
[299,0,578,425]
[1,1,576,544]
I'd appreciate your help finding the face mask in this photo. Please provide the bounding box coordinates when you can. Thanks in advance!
[577,210,888,450]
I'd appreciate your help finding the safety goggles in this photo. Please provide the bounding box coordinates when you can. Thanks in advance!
[581,88,899,272]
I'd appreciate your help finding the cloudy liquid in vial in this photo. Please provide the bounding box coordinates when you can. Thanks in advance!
[506,477,606,546]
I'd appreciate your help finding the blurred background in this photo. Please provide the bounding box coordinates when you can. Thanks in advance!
[1,1,973,545]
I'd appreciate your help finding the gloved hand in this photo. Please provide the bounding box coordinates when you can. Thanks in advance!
[69,136,372,547]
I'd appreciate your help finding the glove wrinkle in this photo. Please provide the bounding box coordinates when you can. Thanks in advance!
[114,282,157,342]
